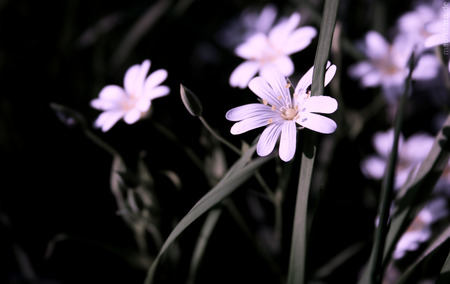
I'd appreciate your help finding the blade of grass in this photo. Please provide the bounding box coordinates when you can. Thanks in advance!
[287,1,339,283]
[437,245,450,284]
[143,146,274,284]
[358,53,415,284]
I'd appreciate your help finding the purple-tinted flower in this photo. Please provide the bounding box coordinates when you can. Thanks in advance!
[226,63,337,162]
[91,60,169,132]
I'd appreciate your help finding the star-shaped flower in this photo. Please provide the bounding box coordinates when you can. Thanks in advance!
[229,12,317,89]
[226,63,338,162]
[91,60,170,132]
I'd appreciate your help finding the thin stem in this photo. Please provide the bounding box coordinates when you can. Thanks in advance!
[199,116,241,155]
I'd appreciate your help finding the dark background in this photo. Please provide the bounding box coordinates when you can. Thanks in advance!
[1,0,446,283]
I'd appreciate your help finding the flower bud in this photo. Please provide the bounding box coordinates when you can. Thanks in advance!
[180,84,203,117]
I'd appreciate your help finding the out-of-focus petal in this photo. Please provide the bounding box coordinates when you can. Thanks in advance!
[124,60,150,96]
[281,26,317,54]
[226,103,273,121]
[361,156,386,180]
[235,33,268,59]
[124,109,141,124]
[424,33,447,48]
[401,133,434,163]
[348,62,373,79]
[302,96,338,114]
[95,110,126,132]
[268,13,300,45]
[257,122,283,156]
[147,86,170,100]
[296,112,336,134]
[360,70,382,87]
[278,120,297,162]
[98,85,126,100]
[230,61,261,88]
[412,54,440,80]
[365,31,389,60]
[144,69,168,92]
[270,55,294,76]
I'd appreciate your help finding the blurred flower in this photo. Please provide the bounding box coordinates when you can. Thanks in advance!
[229,12,317,88]
[396,4,440,53]
[226,64,337,162]
[348,31,440,104]
[393,197,448,259]
[216,4,279,50]
[91,60,170,132]
[361,129,435,189]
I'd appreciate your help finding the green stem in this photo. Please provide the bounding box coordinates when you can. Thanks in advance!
[199,116,241,155]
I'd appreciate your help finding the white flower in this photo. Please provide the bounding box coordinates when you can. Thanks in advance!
[229,12,317,89]
[91,60,170,132]
[226,63,338,162]
[361,129,435,189]
[393,197,448,259]
[348,31,440,104]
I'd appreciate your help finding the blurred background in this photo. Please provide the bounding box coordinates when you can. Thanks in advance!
[1,0,448,283]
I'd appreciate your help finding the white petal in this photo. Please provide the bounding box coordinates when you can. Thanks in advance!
[135,98,151,112]
[281,26,317,54]
[424,33,448,48]
[279,121,297,162]
[226,103,273,121]
[412,54,440,80]
[365,31,389,60]
[144,69,168,92]
[296,112,336,134]
[230,61,261,88]
[294,62,334,95]
[270,55,294,76]
[401,133,434,163]
[94,110,126,132]
[248,76,285,109]
[230,114,274,134]
[372,129,404,158]
[259,67,291,104]
[361,156,386,180]
[147,85,170,100]
[360,70,381,87]
[348,62,374,79]
[124,60,150,96]
[124,109,141,124]
[235,33,268,59]
[98,85,126,100]
[257,122,283,157]
[269,13,300,45]
[302,96,338,114]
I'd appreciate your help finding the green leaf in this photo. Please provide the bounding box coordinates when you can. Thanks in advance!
[287,1,339,283]
[143,145,273,284]
[437,247,450,284]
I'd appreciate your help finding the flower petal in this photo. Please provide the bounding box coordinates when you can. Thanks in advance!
[279,120,297,162]
[268,13,301,45]
[144,69,168,92]
[269,55,294,76]
[248,76,285,109]
[281,26,317,55]
[361,155,386,180]
[94,110,126,132]
[302,96,338,114]
[235,33,268,59]
[259,67,291,104]
[230,113,274,134]
[230,61,261,88]
[348,62,374,79]
[226,103,273,121]
[365,31,389,60]
[124,60,150,96]
[294,61,333,95]
[296,112,336,134]
[257,122,283,157]
[124,109,141,124]
[147,85,170,100]
[360,70,382,87]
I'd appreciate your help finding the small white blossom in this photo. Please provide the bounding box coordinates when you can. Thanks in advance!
[226,63,338,162]
[229,12,317,89]
[348,31,440,104]
[91,60,170,132]
[424,1,450,48]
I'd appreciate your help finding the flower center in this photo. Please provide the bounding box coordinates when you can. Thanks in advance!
[281,107,298,120]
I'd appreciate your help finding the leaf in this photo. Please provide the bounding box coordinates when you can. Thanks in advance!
[143,145,273,284]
